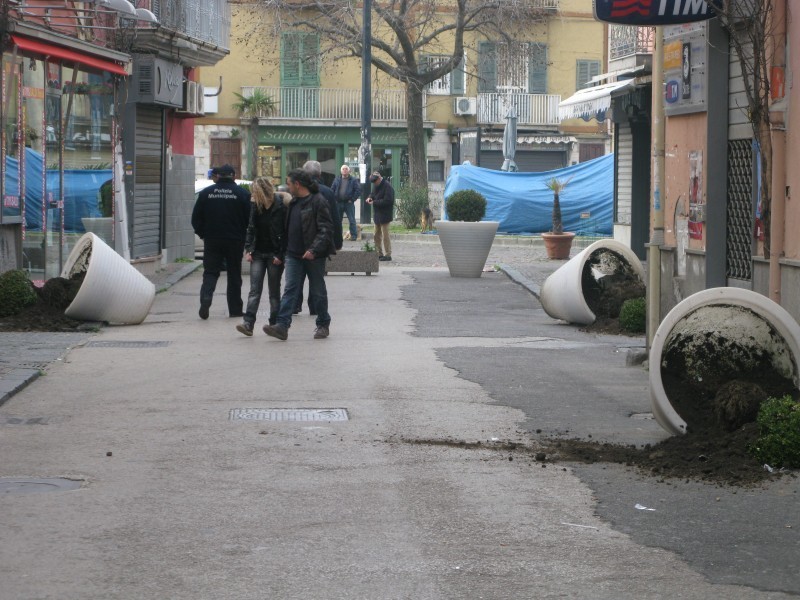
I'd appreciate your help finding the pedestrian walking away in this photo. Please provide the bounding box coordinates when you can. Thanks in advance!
[331,164,361,241]
[293,160,343,316]
[366,171,395,261]
[236,177,289,337]
[264,169,335,341]
[191,164,251,319]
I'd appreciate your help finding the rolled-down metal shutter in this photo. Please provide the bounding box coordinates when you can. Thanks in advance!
[479,149,566,172]
[615,121,633,225]
[133,105,163,259]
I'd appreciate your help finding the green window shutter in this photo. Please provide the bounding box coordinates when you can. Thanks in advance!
[300,34,320,87]
[451,53,466,95]
[478,42,496,93]
[576,59,601,89]
[281,33,301,86]
[528,43,547,94]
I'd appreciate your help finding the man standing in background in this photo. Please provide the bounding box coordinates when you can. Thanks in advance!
[331,164,361,241]
[366,171,395,261]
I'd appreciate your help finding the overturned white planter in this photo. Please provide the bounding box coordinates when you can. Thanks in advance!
[438,221,499,278]
[540,239,644,325]
[61,233,156,324]
[650,287,800,435]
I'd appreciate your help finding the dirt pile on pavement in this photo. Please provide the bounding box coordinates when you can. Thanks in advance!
[0,274,86,332]
[579,249,645,335]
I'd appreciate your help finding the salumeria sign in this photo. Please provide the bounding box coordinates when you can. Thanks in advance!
[593,0,722,25]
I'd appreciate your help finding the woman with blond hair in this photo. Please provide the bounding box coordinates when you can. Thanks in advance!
[236,177,289,336]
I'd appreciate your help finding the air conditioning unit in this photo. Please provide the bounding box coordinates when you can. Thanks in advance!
[454,96,477,116]
[177,81,197,114]
[195,84,205,116]
[129,54,184,108]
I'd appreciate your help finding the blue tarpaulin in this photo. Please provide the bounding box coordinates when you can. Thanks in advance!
[443,153,614,234]
[4,147,111,232]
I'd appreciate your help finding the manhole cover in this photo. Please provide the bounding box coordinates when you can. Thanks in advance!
[229,408,349,422]
[0,477,82,495]
[85,341,170,348]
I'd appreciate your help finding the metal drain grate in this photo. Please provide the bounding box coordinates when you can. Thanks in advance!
[230,408,349,422]
[85,341,170,348]
[0,477,82,495]
[0,417,49,425]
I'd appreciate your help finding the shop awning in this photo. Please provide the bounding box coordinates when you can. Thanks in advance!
[11,35,128,76]
[558,79,635,121]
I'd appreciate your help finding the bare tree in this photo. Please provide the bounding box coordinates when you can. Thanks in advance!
[715,0,781,258]
[244,0,549,188]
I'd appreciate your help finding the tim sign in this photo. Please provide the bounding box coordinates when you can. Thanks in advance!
[594,0,722,25]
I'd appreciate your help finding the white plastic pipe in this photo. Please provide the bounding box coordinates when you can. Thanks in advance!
[540,239,645,325]
[650,287,800,435]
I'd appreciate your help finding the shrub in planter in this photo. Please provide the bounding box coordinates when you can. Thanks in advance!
[445,190,486,222]
[0,269,38,317]
[749,395,800,468]
[619,297,646,333]
[396,185,429,228]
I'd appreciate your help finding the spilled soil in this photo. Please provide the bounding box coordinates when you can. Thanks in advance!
[579,248,646,336]
[0,274,87,332]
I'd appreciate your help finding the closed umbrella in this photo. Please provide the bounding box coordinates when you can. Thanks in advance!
[500,104,518,172]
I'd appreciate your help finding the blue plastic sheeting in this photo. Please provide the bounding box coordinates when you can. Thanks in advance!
[4,148,111,233]
[443,153,614,235]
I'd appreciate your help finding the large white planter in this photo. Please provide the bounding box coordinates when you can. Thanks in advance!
[437,221,499,278]
[540,239,644,325]
[650,287,800,435]
[61,233,156,324]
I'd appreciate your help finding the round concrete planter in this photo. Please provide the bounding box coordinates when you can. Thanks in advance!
[650,287,800,435]
[61,233,156,324]
[540,239,645,325]
[437,221,499,278]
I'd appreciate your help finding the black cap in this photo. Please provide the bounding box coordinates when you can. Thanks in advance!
[212,164,235,178]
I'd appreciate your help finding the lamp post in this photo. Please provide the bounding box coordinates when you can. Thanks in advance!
[359,0,372,224]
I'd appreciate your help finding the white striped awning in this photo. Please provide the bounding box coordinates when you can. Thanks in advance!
[558,79,635,121]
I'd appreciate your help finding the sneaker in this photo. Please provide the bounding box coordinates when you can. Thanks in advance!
[263,323,288,340]
[199,305,209,320]
[313,326,329,339]
[236,322,253,337]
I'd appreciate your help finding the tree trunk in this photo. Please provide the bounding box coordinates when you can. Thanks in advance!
[552,193,563,234]
[758,125,773,258]
[249,117,259,180]
[405,83,428,189]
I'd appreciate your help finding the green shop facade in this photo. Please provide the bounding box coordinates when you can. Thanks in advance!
[255,126,414,190]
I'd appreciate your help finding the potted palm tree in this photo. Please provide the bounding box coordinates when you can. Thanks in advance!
[541,177,575,260]
[438,189,499,278]
[232,89,276,179]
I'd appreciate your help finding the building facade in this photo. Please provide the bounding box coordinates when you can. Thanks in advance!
[196,0,607,217]
[1,0,230,280]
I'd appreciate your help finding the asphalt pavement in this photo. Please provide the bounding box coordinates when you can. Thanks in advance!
[0,236,797,599]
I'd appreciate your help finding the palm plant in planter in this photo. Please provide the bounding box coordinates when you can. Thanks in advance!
[541,177,575,259]
[438,189,499,278]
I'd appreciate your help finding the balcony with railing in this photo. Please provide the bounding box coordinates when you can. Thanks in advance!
[241,87,414,122]
[609,25,655,74]
[477,93,562,127]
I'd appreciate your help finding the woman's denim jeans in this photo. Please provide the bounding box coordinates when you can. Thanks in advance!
[244,252,284,326]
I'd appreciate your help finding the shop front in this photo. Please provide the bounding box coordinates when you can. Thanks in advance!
[256,126,410,190]
[1,32,128,282]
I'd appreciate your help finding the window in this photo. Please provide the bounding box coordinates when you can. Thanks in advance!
[423,54,466,95]
[428,160,445,182]
[576,59,601,90]
[478,42,547,94]
[281,33,320,87]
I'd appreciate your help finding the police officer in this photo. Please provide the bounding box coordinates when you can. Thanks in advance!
[191,165,251,319]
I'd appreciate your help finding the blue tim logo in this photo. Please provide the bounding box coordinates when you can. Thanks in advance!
[665,81,680,103]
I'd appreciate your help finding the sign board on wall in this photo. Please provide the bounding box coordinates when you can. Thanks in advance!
[593,0,722,25]
[663,23,708,115]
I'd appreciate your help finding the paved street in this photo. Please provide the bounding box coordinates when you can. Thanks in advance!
[0,238,797,599]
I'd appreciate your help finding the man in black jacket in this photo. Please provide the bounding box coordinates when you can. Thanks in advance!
[191,164,251,319]
[366,171,395,261]
[331,164,361,240]
[264,169,335,341]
